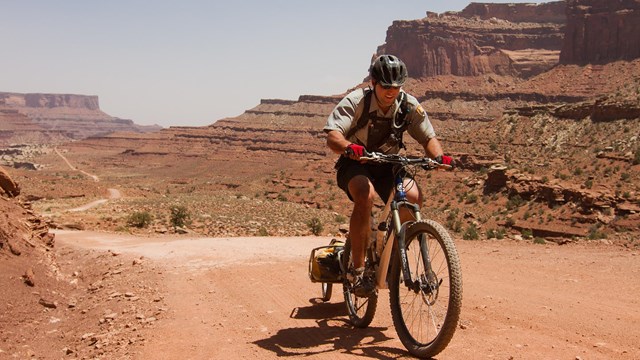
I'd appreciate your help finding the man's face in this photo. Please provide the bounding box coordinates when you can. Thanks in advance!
[374,82,401,109]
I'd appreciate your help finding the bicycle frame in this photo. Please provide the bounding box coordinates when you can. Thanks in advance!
[338,152,461,358]
[372,166,422,289]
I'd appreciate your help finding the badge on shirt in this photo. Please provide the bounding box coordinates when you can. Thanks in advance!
[416,104,425,117]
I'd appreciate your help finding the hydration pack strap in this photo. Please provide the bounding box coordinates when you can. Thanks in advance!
[344,88,412,150]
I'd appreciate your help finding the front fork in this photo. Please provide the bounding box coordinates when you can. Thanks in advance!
[395,207,437,293]
[395,204,418,288]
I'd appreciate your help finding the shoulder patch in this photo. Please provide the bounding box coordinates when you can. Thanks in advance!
[416,104,425,117]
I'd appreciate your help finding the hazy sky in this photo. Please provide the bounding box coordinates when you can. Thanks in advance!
[2,1,544,127]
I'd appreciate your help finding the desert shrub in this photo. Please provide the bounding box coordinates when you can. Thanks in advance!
[506,194,525,210]
[463,224,479,240]
[587,224,607,240]
[533,237,546,244]
[584,179,593,189]
[505,217,516,227]
[486,228,505,240]
[521,229,533,239]
[334,214,347,223]
[258,227,269,236]
[307,217,323,235]
[446,209,462,232]
[451,220,462,233]
[465,194,478,204]
[127,211,153,228]
[170,205,191,228]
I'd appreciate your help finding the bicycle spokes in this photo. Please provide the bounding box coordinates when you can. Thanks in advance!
[390,221,462,358]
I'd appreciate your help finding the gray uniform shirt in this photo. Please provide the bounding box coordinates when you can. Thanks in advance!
[324,87,436,154]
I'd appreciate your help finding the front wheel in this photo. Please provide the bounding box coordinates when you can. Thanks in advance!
[389,220,463,358]
[342,237,377,328]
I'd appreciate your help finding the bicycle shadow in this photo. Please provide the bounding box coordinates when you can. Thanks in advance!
[252,297,407,359]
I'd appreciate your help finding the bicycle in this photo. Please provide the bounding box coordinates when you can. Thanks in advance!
[313,151,463,358]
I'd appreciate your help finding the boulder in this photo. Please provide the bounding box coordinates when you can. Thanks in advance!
[0,166,20,197]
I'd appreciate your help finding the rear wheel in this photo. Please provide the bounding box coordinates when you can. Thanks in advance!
[321,283,332,302]
[342,237,377,328]
[389,220,463,358]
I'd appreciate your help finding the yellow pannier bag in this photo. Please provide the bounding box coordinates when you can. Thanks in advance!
[308,239,345,283]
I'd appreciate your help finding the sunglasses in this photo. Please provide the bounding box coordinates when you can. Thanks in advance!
[380,84,401,90]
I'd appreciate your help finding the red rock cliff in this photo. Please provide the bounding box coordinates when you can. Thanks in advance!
[0,92,160,143]
[377,3,565,78]
[23,93,100,110]
[560,0,640,64]
[1,92,99,110]
[458,1,566,23]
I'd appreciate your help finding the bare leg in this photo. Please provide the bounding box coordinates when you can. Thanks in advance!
[347,175,376,270]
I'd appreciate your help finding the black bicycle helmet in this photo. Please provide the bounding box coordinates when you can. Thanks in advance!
[369,55,408,87]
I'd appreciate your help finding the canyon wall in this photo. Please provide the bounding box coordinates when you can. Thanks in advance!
[378,3,565,78]
[560,0,640,64]
[457,1,566,23]
[377,1,640,77]
[0,92,160,144]
[0,92,99,110]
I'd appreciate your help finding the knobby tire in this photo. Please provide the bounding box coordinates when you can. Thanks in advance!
[389,220,463,358]
[321,283,332,302]
[342,237,377,328]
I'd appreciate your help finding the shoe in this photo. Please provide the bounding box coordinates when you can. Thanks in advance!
[352,272,376,297]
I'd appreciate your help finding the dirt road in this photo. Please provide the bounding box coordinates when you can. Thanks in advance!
[55,231,640,359]
[54,147,100,182]
[67,188,122,212]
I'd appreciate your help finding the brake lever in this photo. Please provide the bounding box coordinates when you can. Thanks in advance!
[422,158,453,171]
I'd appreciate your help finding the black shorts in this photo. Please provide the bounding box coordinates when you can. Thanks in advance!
[335,157,408,202]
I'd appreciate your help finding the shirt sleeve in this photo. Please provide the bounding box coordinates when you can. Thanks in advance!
[323,89,364,136]
[406,98,436,144]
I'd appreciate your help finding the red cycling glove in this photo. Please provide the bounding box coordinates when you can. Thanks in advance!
[345,143,366,160]
[435,155,454,166]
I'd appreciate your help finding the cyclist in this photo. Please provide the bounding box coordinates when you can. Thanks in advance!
[324,54,453,296]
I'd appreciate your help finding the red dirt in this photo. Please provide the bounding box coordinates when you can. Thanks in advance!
[14,230,632,359]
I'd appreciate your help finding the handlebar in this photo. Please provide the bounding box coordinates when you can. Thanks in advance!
[359,151,453,171]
